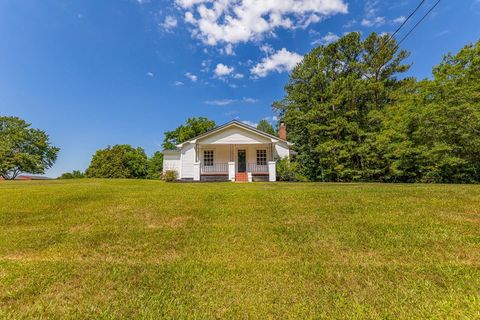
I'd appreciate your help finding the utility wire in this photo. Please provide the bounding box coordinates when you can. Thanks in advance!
[396,0,442,47]
[384,0,428,45]
[370,0,441,66]
[370,0,427,63]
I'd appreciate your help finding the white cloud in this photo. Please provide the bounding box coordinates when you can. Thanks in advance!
[214,63,234,77]
[174,81,184,86]
[260,44,275,55]
[250,48,303,78]
[435,30,450,37]
[243,97,258,103]
[312,32,339,45]
[162,15,178,30]
[185,72,198,82]
[393,16,406,24]
[204,99,236,106]
[176,0,348,45]
[361,0,385,27]
[200,59,211,72]
[204,97,257,105]
[233,73,244,79]
[361,16,385,27]
[147,72,154,77]
[343,19,356,28]
[225,43,234,55]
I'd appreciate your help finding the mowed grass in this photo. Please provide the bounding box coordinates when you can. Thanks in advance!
[0,180,479,319]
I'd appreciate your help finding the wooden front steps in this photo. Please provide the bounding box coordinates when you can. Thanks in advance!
[235,172,248,182]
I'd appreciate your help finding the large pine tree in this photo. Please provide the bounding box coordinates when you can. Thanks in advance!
[274,32,409,181]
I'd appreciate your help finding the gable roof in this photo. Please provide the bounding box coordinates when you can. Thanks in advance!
[176,120,291,147]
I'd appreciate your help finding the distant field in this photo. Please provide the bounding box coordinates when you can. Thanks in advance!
[0,180,479,319]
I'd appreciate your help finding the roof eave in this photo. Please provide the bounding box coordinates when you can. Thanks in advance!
[178,120,292,146]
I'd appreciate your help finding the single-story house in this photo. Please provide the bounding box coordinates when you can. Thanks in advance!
[163,120,292,182]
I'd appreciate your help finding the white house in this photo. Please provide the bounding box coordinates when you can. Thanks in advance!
[163,120,292,182]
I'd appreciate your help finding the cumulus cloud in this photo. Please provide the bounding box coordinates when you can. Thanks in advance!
[174,81,184,86]
[185,72,198,82]
[214,63,234,77]
[175,0,348,45]
[250,48,303,78]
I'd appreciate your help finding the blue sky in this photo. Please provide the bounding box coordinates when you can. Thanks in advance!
[1,0,479,177]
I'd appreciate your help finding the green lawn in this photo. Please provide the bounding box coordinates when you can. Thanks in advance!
[0,180,479,319]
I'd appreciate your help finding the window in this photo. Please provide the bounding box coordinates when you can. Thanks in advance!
[256,149,267,165]
[204,150,214,166]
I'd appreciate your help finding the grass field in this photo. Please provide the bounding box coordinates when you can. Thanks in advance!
[0,180,479,319]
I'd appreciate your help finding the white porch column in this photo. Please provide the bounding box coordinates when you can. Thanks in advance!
[228,162,235,181]
[268,161,276,182]
[193,162,200,181]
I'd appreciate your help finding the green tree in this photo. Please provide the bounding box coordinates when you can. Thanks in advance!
[147,151,164,179]
[85,145,148,179]
[274,32,410,181]
[163,117,216,150]
[58,170,85,179]
[380,41,480,183]
[0,116,59,180]
[256,119,276,136]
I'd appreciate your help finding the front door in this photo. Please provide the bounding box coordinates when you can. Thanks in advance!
[237,150,246,172]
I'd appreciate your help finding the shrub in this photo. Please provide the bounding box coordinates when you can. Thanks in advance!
[58,170,85,179]
[85,145,148,179]
[276,158,307,182]
[163,170,178,182]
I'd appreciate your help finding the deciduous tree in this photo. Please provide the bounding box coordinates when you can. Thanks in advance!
[0,116,59,180]
[163,117,216,150]
[85,145,148,179]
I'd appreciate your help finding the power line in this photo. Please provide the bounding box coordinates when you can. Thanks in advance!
[370,0,428,62]
[385,0,428,45]
[396,0,442,47]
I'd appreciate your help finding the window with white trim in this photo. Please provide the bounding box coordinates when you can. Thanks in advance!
[256,149,267,165]
[204,150,214,166]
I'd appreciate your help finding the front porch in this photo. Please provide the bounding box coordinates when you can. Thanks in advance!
[193,144,276,182]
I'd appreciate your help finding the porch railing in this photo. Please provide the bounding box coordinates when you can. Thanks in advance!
[247,163,269,173]
[201,163,228,174]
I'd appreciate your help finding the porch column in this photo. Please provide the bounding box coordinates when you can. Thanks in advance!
[268,161,276,182]
[193,162,200,181]
[228,162,235,181]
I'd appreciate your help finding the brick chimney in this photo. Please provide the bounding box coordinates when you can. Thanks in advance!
[279,122,287,140]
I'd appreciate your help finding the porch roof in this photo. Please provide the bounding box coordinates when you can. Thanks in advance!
[176,120,292,148]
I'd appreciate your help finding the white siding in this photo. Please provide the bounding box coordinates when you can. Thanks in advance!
[181,144,196,179]
[163,152,181,176]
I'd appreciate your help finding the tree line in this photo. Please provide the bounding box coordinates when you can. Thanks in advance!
[274,32,480,183]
